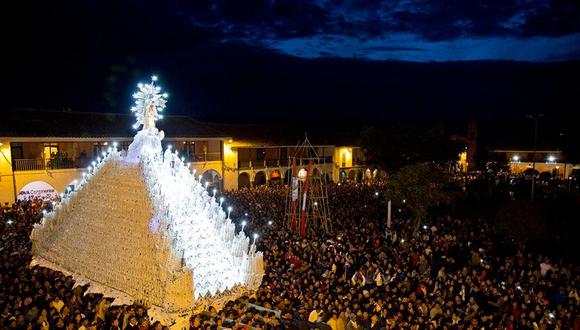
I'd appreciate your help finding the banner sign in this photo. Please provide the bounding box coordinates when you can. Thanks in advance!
[18,181,58,201]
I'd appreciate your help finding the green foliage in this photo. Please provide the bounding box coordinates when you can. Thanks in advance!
[385,163,452,231]
[46,152,73,169]
[360,124,464,172]
[484,153,510,178]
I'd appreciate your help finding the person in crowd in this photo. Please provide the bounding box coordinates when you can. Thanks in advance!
[2,181,579,330]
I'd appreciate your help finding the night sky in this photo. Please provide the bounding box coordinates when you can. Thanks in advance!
[4,0,580,125]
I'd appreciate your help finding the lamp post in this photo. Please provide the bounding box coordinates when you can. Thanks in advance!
[526,114,543,201]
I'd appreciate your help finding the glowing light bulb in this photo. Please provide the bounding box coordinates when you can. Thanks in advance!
[253,233,259,244]
[268,220,272,225]
[151,75,158,81]
[375,191,379,196]
[219,197,224,207]
[163,92,169,98]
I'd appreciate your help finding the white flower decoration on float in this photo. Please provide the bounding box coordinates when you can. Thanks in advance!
[31,76,264,320]
[131,75,168,130]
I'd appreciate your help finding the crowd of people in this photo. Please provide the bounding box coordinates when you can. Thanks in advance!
[0,201,166,330]
[1,181,578,329]
[219,184,579,329]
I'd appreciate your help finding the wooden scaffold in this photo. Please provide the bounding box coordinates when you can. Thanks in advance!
[285,136,332,236]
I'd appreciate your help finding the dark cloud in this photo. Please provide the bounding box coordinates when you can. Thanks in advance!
[180,0,580,41]
[170,0,580,60]
[361,46,426,52]
[4,0,580,62]
[3,1,580,124]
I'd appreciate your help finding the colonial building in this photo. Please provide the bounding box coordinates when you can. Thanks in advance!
[491,148,575,178]
[0,109,369,204]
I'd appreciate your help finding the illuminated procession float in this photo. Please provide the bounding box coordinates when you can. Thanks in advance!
[31,76,264,326]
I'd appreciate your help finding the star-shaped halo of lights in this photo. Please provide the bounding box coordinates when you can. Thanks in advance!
[130,75,169,130]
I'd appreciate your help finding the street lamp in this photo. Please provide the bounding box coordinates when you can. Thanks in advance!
[512,155,520,162]
[547,155,556,163]
[526,113,543,201]
[227,206,232,219]
[253,233,259,245]
[219,197,224,207]
[241,220,247,232]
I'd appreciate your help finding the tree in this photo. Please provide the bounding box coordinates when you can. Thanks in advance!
[384,163,452,233]
[360,124,464,172]
[484,153,510,178]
